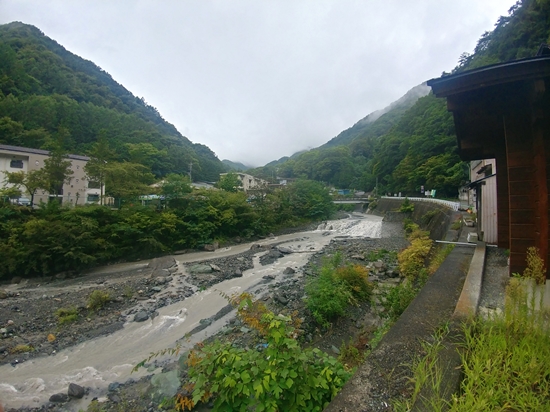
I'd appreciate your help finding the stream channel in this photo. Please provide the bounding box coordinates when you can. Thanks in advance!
[0,213,384,411]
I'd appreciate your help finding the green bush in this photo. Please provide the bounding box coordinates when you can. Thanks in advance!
[399,197,414,213]
[180,296,352,411]
[55,307,78,324]
[306,253,372,326]
[87,290,110,311]
[379,279,420,322]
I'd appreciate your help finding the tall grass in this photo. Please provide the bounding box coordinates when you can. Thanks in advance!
[395,277,550,411]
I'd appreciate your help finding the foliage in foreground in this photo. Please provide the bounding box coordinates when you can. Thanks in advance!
[395,251,550,411]
[177,293,352,411]
[305,252,373,326]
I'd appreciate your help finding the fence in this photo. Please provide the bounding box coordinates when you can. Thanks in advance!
[381,196,460,211]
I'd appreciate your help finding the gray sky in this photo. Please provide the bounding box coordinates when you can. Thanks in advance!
[0,1,516,167]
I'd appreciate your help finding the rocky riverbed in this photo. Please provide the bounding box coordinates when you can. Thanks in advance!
[0,217,412,412]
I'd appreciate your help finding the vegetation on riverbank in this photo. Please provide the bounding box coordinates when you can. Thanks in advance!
[397,250,550,411]
[0,179,334,280]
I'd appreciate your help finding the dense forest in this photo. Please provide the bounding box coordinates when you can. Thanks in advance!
[0,22,228,185]
[249,0,550,198]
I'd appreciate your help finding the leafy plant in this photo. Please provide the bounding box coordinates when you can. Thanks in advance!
[399,197,414,213]
[10,344,34,354]
[87,290,110,311]
[55,307,78,324]
[178,293,352,411]
[306,253,372,326]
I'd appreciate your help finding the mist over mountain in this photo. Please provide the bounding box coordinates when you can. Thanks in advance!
[248,0,550,197]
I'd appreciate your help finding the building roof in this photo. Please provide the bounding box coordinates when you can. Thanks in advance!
[427,55,550,161]
[0,144,90,161]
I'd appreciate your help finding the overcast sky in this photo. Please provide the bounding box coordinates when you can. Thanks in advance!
[0,1,516,167]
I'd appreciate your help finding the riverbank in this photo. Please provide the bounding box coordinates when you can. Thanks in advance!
[1,214,408,411]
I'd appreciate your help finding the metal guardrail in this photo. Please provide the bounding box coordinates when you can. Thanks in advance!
[381,196,460,211]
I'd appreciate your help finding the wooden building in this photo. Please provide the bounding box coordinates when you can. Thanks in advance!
[428,54,550,278]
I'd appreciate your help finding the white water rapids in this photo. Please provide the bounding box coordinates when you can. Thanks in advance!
[0,213,383,410]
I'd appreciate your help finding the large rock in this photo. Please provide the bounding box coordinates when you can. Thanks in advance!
[0,290,7,299]
[68,383,85,398]
[150,370,181,402]
[134,311,149,322]
[188,264,213,274]
[49,393,69,403]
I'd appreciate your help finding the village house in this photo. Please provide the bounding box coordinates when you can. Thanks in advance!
[0,144,104,206]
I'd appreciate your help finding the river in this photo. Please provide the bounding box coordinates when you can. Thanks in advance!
[0,213,384,411]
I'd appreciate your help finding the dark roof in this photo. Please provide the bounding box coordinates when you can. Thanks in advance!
[0,144,90,161]
[428,55,550,97]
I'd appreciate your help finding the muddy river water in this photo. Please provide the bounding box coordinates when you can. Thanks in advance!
[0,213,383,410]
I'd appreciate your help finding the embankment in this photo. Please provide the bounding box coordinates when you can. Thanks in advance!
[370,197,461,241]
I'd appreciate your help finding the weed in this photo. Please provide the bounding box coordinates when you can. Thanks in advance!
[10,344,33,354]
[55,307,79,325]
[122,285,135,299]
[87,290,110,311]
[428,244,454,275]
[523,246,546,285]
[338,338,365,369]
[450,219,462,231]
[379,279,420,322]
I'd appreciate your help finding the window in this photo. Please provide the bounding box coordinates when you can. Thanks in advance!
[10,160,23,169]
[88,181,101,189]
[87,194,100,203]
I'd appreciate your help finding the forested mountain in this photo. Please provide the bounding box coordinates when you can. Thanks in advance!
[250,0,550,198]
[222,159,250,172]
[0,22,228,182]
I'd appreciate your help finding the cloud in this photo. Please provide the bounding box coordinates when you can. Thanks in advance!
[0,0,516,166]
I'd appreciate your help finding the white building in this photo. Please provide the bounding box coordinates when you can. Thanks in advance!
[0,144,104,206]
[219,172,268,192]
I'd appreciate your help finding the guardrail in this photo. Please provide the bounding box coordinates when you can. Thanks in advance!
[381,196,460,211]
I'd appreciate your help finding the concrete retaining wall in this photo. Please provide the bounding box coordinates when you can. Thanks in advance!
[370,198,461,241]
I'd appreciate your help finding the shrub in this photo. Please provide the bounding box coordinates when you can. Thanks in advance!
[403,218,418,234]
[87,290,110,311]
[178,294,352,411]
[399,197,414,213]
[380,279,420,322]
[335,264,373,301]
[55,307,78,324]
[398,236,432,281]
[306,253,372,326]
[523,246,546,285]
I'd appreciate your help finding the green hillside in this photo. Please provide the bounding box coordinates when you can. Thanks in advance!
[0,22,227,182]
[252,0,550,198]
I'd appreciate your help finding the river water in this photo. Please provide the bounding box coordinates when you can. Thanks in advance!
[0,213,383,410]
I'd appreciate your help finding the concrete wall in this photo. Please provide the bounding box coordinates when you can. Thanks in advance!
[370,198,460,241]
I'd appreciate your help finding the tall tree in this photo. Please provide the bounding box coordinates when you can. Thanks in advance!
[85,131,116,205]
[218,172,242,192]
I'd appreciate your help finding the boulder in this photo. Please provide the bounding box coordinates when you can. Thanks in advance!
[283,267,295,275]
[134,311,149,322]
[277,246,293,254]
[49,393,69,403]
[150,370,181,402]
[68,383,85,399]
[188,264,213,274]
[0,290,7,300]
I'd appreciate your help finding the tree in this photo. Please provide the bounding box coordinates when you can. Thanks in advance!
[104,161,155,200]
[4,169,46,206]
[42,146,73,201]
[159,173,192,208]
[85,131,116,205]
[218,172,242,192]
